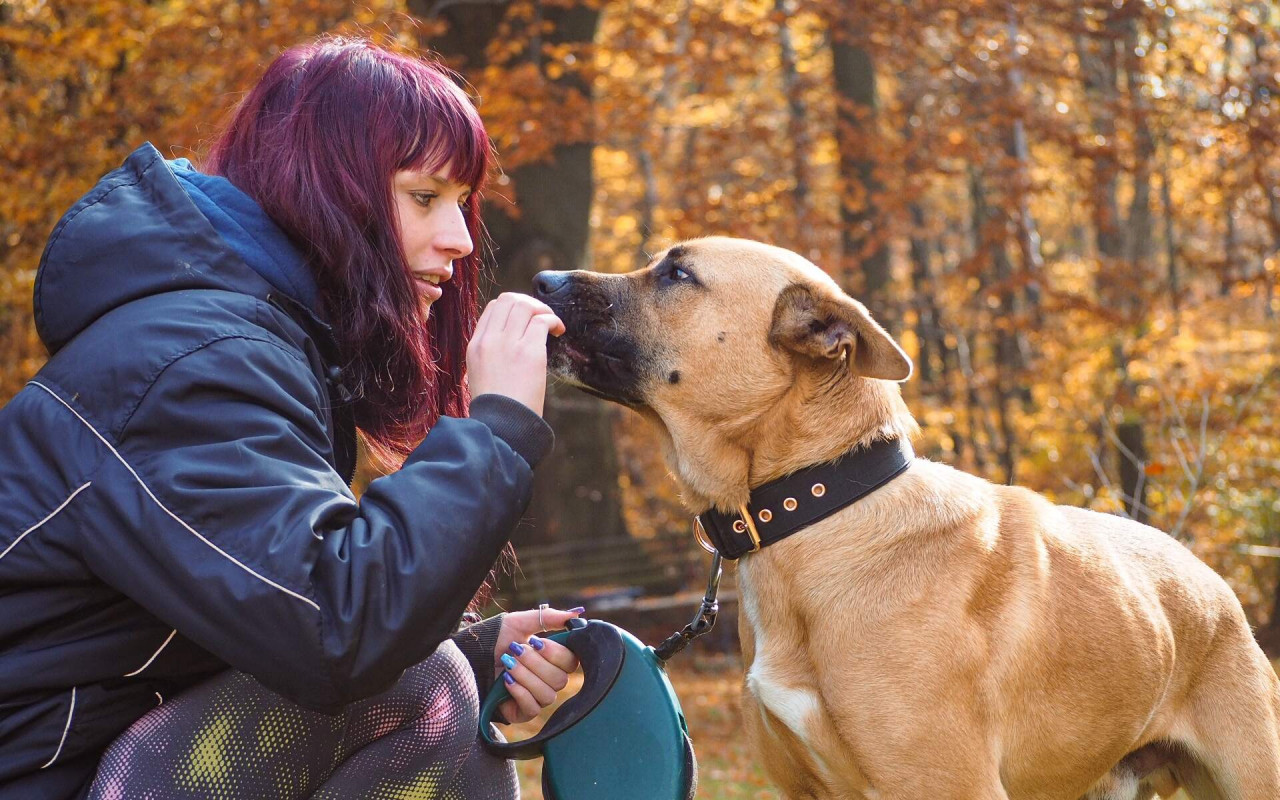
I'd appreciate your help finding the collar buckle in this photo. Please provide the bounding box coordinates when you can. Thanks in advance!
[736,504,762,553]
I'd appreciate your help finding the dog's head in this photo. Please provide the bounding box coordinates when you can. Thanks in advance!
[534,236,915,508]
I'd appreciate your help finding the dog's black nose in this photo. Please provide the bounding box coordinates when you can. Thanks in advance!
[533,270,572,299]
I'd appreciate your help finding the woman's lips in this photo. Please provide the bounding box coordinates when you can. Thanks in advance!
[415,277,444,301]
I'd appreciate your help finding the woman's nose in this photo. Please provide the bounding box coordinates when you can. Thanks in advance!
[437,206,473,259]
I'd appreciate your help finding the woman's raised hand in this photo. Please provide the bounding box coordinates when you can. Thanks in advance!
[466,293,565,416]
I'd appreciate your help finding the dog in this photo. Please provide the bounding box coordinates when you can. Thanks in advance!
[532,236,1280,800]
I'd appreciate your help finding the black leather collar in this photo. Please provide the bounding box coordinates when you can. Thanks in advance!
[696,438,914,560]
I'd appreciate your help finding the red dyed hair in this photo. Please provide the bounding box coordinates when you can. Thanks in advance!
[206,36,491,466]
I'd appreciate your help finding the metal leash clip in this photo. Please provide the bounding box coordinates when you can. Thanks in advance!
[654,550,723,663]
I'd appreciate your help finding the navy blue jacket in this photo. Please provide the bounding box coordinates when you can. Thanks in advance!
[0,143,552,798]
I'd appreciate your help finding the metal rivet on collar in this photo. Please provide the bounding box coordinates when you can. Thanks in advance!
[758,509,773,523]
[732,519,747,534]
[783,497,798,511]
[811,483,826,497]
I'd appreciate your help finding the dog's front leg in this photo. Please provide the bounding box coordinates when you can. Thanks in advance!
[740,686,831,799]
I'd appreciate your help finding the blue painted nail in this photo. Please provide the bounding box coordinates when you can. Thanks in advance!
[528,636,544,651]
[569,607,585,614]
[509,642,525,656]
[500,654,517,670]
[503,671,515,685]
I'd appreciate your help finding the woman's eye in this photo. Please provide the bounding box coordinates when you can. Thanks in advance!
[412,192,436,208]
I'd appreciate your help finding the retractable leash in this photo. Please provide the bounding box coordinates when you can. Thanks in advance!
[478,550,723,800]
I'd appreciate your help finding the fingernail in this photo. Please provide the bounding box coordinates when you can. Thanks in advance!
[503,672,515,685]
[508,642,525,656]
[569,607,585,614]
[528,636,544,651]
[500,654,517,670]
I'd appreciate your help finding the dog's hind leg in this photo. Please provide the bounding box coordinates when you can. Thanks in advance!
[1170,627,1280,800]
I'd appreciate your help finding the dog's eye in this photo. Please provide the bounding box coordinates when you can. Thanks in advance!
[665,264,696,285]
[656,259,697,288]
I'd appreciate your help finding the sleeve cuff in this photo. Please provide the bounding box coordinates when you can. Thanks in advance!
[468,394,554,468]
[451,612,506,703]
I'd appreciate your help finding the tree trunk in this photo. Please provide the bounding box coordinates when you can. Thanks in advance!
[1005,7,1044,328]
[1076,1,1152,518]
[1117,418,1150,523]
[777,0,816,256]
[420,1,626,546]
[828,16,891,324]
[970,152,1020,484]
[1118,9,1155,523]
[1255,570,1280,658]
[1160,149,1181,326]
[1221,25,1239,296]
[1249,4,1279,320]
[1073,4,1125,294]
[908,202,938,389]
[636,0,693,264]
[967,167,1012,479]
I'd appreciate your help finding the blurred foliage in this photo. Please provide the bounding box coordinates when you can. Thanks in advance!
[3,0,1279,634]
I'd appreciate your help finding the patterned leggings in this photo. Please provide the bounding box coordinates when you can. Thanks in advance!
[86,640,518,799]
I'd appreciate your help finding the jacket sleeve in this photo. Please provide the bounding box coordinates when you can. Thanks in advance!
[451,613,506,701]
[73,334,550,712]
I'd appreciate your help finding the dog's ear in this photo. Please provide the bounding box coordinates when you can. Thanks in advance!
[769,283,913,381]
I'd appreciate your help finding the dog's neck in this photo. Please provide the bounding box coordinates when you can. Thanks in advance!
[751,376,917,485]
[658,371,918,514]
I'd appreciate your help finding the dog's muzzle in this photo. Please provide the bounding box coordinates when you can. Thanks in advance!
[532,270,648,408]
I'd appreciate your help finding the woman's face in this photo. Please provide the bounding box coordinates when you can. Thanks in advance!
[392,164,474,312]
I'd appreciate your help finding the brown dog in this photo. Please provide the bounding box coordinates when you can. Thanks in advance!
[532,237,1280,800]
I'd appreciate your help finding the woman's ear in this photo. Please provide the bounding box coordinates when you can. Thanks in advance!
[769,283,913,381]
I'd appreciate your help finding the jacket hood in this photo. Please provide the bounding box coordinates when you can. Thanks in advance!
[35,142,324,356]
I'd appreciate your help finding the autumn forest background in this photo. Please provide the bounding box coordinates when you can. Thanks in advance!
[3,0,1280,794]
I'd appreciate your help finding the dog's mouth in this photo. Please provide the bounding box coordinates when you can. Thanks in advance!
[548,325,647,408]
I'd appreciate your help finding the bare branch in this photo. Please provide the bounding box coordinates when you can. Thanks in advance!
[1169,395,1212,542]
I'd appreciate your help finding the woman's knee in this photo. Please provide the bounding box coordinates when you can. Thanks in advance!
[404,640,480,734]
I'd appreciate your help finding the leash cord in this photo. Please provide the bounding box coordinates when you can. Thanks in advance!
[654,551,723,663]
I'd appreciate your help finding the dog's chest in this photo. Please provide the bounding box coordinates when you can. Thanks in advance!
[738,560,875,795]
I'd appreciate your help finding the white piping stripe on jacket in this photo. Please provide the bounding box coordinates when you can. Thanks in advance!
[0,482,92,563]
[39,687,75,769]
[123,628,178,677]
[27,381,321,612]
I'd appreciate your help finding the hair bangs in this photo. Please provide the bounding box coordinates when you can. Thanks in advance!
[400,72,490,192]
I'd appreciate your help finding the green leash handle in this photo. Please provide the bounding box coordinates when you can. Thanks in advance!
[478,618,626,759]
[478,617,697,800]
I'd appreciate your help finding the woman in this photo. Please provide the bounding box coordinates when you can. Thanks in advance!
[0,37,577,798]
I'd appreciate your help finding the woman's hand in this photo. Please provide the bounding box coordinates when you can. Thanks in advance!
[493,606,584,724]
[467,293,565,416]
